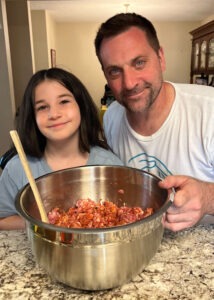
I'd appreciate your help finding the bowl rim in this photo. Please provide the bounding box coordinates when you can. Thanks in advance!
[15,165,173,234]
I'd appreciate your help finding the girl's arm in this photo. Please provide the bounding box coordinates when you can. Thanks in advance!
[0,215,25,230]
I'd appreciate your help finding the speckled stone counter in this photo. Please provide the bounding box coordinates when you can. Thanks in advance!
[0,225,213,300]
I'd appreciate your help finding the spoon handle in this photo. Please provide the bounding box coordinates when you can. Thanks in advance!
[10,130,49,223]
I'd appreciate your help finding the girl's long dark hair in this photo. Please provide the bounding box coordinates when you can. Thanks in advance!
[16,68,109,157]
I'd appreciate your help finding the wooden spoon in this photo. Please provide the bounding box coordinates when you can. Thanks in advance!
[10,130,49,223]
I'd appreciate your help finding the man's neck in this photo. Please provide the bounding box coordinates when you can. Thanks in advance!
[127,82,175,136]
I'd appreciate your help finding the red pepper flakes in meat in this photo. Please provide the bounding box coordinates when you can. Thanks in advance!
[48,199,154,229]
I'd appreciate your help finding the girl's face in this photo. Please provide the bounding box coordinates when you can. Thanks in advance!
[34,80,81,144]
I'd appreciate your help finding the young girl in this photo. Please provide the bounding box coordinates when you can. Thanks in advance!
[0,68,123,230]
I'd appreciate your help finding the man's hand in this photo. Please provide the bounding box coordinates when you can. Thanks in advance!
[159,175,214,232]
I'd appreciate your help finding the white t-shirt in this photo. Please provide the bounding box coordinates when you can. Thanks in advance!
[104,82,214,181]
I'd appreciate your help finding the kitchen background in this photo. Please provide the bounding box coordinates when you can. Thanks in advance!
[0,0,214,155]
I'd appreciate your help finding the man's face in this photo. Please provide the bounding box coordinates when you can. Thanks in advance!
[99,26,166,113]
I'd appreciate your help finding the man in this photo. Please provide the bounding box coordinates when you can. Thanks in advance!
[94,13,214,232]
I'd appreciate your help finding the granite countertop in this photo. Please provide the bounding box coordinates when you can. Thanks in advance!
[0,224,213,300]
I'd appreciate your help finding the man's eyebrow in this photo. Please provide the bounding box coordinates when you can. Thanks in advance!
[105,55,146,69]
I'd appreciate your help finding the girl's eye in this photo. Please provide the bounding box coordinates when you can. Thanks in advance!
[35,105,48,112]
[60,99,70,104]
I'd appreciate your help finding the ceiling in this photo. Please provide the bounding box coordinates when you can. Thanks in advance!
[29,0,214,23]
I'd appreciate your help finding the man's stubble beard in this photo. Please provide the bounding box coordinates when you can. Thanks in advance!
[120,83,162,114]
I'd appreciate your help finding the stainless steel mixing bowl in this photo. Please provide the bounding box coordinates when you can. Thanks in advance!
[16,165,172,290]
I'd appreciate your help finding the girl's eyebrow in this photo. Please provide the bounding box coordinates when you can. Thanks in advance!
[34,93,74,105]
[58,93,73,98]
[34,99,45,105]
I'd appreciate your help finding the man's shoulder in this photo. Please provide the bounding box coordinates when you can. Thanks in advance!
[103,101,125,129]
[172,82,214,99]
[105,101,124,115]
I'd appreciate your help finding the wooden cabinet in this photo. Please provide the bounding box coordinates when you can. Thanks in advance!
[190,20,214,85]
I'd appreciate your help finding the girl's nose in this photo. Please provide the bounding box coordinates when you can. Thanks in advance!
[48,107,61,119]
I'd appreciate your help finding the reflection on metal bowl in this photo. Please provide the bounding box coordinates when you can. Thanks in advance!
[16,165,172,291]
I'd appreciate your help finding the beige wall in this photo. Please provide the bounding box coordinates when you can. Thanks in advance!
[46,11,57,66]
[0,0,16,155]
[6,0,34,109]
[31,10,49,70]
[201,14,214,25]
[0,0,34,155]
[154,21,200,83]
[55,22,106,107]
[31,10,58,70]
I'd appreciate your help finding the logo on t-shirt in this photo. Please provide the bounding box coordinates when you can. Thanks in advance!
[128,152,172,179]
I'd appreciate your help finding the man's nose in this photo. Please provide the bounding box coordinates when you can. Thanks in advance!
[122,68,137,90]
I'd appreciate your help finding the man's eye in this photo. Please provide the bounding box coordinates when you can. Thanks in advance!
[135,60,145,68]
[108,68,120,78]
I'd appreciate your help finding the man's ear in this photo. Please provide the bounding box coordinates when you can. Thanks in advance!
[158,47,166,72]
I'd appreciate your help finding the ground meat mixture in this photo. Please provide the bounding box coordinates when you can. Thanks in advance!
[48,199,154,229]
